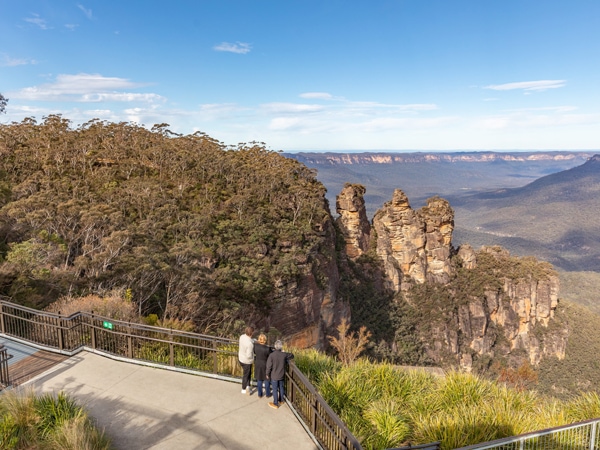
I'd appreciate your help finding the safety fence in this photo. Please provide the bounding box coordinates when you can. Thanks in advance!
[0,299,362,450]
[0,343,12,389]
[455,417,600,449]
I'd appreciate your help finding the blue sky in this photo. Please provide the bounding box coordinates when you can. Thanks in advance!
[1,1,599,151]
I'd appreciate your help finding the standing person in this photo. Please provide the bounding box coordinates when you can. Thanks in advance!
[266,340,294,409]
[253,334,273,399]
[238,326,255,395]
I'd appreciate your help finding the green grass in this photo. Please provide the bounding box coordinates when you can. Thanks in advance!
[0,389,111,449]
[295,350,600,450]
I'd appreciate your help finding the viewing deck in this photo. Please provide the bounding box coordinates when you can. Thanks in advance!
[21,349,318,449]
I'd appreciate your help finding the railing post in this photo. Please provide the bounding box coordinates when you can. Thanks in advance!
[0,302,5,334]
[0,344,11,389]
[212,340,218,374]
[57,311,64,350]
[90,312,97,349]
[590,421,597,450]
[127,321,133,359]
[169,328,174,366]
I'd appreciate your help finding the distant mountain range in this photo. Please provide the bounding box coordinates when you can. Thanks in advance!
[285,150,599,271]
[450,154,600,271]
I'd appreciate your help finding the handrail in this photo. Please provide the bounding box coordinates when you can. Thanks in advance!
[0,299,363,450]
[455,417,600,449]
[0,343,12,389]
[286,361,362,450]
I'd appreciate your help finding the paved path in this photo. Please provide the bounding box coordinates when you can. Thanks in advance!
[25,351,319,450]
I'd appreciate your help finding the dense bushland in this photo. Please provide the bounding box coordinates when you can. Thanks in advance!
[0,116,330,335]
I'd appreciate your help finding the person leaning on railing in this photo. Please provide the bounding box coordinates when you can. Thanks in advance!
[266,340,294,409]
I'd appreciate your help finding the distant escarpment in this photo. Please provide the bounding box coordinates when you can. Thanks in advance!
[288,150,592,166]
[336,183,567,372]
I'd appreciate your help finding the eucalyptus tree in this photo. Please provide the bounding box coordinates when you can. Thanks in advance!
[0,93,7,113]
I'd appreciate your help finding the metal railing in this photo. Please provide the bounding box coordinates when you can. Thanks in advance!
[0,343,12,389]
[455,417,600,449]
[0,299,363,450]
[287,361,362,450]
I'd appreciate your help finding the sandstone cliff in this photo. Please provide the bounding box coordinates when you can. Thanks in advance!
[267,204,350,350]
[335,186,566,371]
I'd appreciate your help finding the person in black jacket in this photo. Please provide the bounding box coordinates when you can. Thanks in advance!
[266,340,294,409]
[253,333,273,398]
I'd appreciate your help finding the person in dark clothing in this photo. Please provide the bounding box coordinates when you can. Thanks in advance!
[253,333,273,398]
[266,340,294,409]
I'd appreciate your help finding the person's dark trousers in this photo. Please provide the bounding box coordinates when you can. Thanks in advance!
[272,379,285,406]
[257,379,271,397]
[240,362,252,390]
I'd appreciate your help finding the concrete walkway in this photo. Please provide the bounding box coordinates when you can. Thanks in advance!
[24,352,319,450]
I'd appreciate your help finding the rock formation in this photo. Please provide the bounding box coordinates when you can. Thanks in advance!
[335,186,566,371]
[423,247,566,371]
[369,190,454,291]
[335,184,371,258]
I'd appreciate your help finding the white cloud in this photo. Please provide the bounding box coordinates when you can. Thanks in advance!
[1,54,37,67]
[24,13,50,30]
[261,103,324,114]
[77,4,93,19]
[81,93,164,102]
[299,92,333,100]
[484,80,566,92]
[11,73,162,103]
[213,42,251,54]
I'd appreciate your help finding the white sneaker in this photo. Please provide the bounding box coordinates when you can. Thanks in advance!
[241,389,246,394]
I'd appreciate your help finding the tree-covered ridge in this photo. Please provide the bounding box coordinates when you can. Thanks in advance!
[0,116,331,335]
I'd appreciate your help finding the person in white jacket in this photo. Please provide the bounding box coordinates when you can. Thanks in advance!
[238,326,255,394]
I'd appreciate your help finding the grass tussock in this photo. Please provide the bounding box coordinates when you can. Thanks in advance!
[0,389,111,450]
[295,351,600,450]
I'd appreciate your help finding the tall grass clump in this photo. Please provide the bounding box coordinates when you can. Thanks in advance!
[293,347,342,385]
[297,351,600,450]
[0,389,111,449]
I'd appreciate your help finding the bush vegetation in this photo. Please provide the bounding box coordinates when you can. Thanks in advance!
[0,116,331,336]
[0,389,111,449]
[294,350,600,450]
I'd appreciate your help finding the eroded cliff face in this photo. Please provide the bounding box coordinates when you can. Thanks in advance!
[426,247,566,371]
[267,208,350,350]
[335,186,567,371]
[370,190,454,290]
[335,184,371,259]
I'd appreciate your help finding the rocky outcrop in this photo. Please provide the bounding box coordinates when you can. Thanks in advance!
[334,185,567,371]
[335,184,371,258]
[372,190,427,290]
[425,247,566,371]
[371,190,454,290]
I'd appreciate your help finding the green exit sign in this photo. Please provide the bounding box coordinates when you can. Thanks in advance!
[102,321,114,330]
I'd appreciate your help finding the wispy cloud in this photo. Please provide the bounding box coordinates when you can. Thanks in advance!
[77,4,93,19]
[484,80,566,92]
[24,13,50,30]
[213,42,252,54]
[12,73,163,103]
[300,92,333,100]
[261,103,325,114]
[1,53,37,67]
